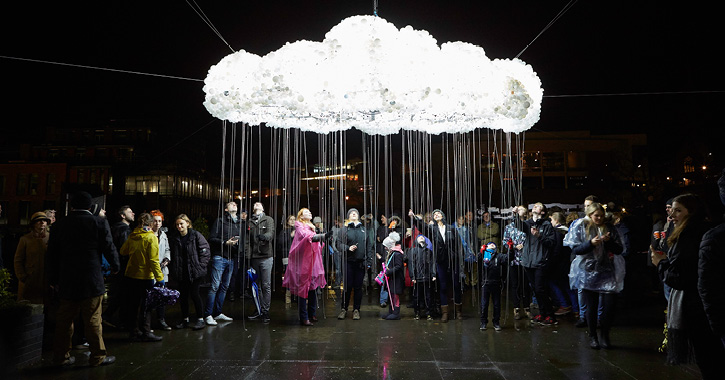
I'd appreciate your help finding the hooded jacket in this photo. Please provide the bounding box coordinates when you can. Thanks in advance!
[406,235,436,282]
[169,229,210,281]
[520,217,556,268]
[121,227,163,281]
[209,211,244,259]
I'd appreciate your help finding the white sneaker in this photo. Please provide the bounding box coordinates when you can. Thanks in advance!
[204,315,217,326]
[214,313,233,322]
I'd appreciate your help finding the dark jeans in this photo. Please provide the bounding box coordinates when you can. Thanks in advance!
[124,278,154,335]
[506,264,529,308]
[525,267,553,318]
[438,262,462,306]
[342,260,365,311]
[481,283,502,324]
[582,289,616,335]
[179,277,205,320]
[299,289,318,321]
[413,281,432,316]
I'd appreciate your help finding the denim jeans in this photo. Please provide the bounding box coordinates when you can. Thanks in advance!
[251,257,273,315]
[380,286,389,306]
[206,256,234,317]
[481,283,501,324]
[299,289,317,321]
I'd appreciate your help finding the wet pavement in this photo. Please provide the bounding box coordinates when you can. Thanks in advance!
[15,287,702,379]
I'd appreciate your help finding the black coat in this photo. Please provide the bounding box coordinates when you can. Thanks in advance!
[699,221,725,338]
[479,251,505,285]
[46,210,120,300]
[209,212,243,259]
[169,229,210,281]
[406,245,436,282]
[384,249,405,295]
[336,222,373,267]
[245,214,275,259]
[411,217,461,269]
[659,220,712,291]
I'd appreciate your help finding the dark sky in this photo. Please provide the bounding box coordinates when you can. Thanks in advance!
[1,1,723,144]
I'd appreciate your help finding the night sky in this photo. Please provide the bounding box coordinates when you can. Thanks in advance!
[2,1,723,153]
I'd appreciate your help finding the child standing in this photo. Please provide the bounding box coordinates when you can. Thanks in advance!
[407,235,436,320]
[381,232,404,320]
[480,242,504,331]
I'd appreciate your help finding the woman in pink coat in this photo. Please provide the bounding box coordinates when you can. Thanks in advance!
[283,208,329,326]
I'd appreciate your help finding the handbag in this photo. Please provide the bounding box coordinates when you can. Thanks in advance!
[145,286,180,311]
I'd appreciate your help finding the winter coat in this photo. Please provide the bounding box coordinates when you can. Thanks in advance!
[384,246,405,295]
[520,217,556,269]
[46,210,120,300]
[550,225,572,271]
[406,236,436,282]
[121,227,163,281]
[14,232,48,303]
[479,251,505,285]
[698,221,725,338]
[245,213,275,259]
[111,221,131,251]
[169,229,210,282]
[659,220,712,291]
[336,221,373,267]
[283,221,326,298]
[276,226,295,262]
[209,212,243,259]
[411,217,462,269]
[570,223,624,257]
[157,229,171,281]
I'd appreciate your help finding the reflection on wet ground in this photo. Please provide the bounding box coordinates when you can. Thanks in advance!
[14,288,701,379]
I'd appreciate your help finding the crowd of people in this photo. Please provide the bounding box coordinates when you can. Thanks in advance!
[2,169,724,377]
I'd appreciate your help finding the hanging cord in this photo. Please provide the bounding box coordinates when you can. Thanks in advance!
[0,55,203,82]
[373,0,379,16]
[515,0,578,59]
[185,0,236,53]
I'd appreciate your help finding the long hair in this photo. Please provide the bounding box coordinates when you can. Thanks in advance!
[296,208,315,230]
[583,202,608,239]
[667,193,707,246]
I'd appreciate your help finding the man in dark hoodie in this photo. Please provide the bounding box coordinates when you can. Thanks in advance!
[337,208,373,320]
[520,202,557,326]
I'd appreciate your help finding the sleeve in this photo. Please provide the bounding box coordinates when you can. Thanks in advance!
[149,237,163,282]
[540,222,556,249]
[699,228,725,337]
[101,220,120,273]
[197,232,211,268]
[386,252,404,276]
[208,218,223,247]
[262,217,275,242]
[406,249,416,279]
[365,233,374,267]
[161,234,171,264]
[311,233,326,242]
[335,227,350,253]
[14,237,28,282]
[571,239,594,256]
[604,227,624,256]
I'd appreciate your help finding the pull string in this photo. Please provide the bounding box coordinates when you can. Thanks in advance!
[515,0,578,59]
[373,0,379,16]
[185,0,236,53]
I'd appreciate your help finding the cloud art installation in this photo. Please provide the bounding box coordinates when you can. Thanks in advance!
[203,15,543,135]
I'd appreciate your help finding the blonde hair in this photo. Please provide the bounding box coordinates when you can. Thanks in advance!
[175,214,193,229]
[583,202,608,238]
[296,208,316,229]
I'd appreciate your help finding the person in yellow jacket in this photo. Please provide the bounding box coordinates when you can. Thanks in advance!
[120,213,164,342]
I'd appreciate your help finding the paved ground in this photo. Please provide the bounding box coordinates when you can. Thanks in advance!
[13,287,702,379]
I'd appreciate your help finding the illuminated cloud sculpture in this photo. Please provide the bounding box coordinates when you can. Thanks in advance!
[203,15,542,135]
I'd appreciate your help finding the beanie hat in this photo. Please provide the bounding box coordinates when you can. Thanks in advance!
[718,168,725,206]
[347,208,360,220]
[71,191,93,210]
[383,231,401,250]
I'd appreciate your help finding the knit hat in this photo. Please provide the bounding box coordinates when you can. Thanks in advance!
[718,168,725,206]
[30,212,51,224]
[383,231,401,250]
[71,191,93,210]
[347,208,360,220]
[312,216,322,224]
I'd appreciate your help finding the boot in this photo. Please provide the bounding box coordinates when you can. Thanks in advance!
[386,305,401,320]
[441,304,449,323]
[600,329,611,349]
[514,308,522,320]
[455,303,463,320]
[589,335,600,349]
